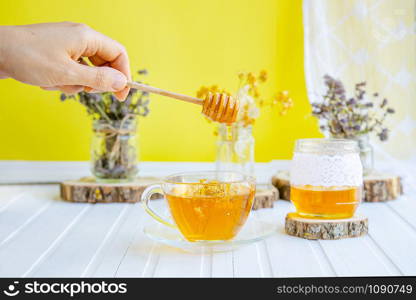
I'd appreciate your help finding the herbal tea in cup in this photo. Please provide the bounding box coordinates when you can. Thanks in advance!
[141,171,256,242]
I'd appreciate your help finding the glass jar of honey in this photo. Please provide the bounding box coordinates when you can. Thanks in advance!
[290,139,363,219]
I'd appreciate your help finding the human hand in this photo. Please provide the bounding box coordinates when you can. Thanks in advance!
[0,22,130,100]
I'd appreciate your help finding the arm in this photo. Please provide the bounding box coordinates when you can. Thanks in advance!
[0,22,131,100]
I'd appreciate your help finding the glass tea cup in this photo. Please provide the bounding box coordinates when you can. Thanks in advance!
[141,171,256,242]
[290,139,363,219]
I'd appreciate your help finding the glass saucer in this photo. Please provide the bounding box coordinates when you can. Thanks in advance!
[143,217,277,253]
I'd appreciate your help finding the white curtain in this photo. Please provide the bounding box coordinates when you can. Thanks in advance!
[303,0,416,166]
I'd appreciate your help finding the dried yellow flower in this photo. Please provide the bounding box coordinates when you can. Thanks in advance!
[195,71,293,133]
[258,70,268,82]
[210,85,219,93]
[196,86,209,99]
[247,72,256,85]
[271,90,293,116]
[196,85,229,99]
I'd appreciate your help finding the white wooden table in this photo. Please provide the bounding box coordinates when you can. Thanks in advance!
[0,160,415,277]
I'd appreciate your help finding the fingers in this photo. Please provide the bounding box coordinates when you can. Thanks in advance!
[44,25,132,100]
[96,46,130,101]
[41,85,84,94]
[41,86,59,91]
[58,85,84,94]
[81,30,131,100]
[84,88,103,93]
[104,43,131,101]
[0,70,9,79]
[79,58,105,94]
[90,31,131,80]
[67,62,127,95]
[114,86,130,101]
[88,56,108,67]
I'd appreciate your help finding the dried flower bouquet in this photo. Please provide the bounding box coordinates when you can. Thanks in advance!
[60,69,150,181]
[312,75,395,141]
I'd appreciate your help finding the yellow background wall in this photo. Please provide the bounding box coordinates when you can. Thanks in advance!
[0,0,320,162]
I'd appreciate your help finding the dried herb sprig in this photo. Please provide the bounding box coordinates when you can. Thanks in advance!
[312,75,395,141]
[60,69,150,121]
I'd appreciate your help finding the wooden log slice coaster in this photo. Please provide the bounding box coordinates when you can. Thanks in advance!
[271,170,291,201]
[285,213,368,240]
[272,170,403,202]
[252,185,279,210]
[363,172,403,202]
[60,177,161,203]
[61,178,279,208]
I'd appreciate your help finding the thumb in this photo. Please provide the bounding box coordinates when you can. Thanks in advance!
[69,63,127,92]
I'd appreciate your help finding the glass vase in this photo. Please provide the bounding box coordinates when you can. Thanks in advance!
[351,134,374,175]
[91,118,139,182]
[216,124,254,175]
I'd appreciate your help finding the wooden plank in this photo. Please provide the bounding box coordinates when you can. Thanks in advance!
[360,202,416,275]
[0,187,28,211]
[387,195,416,232]
[381,159,416,237]
[0,190,51,246]
[91,204,144,277]
[150,202,205,278]
[137,162,215,178]
[211,251,233,277]
[81,205,132,277]
[0,193,89,277]
[319,235,402,276]
[0,185,56,212]
[30,203,130,277]
[0,161,273,184]
[232,211,273,277]
[153,249,205,278]
[263,201,336,277]
[199,251,212,277]
[233,243,267,277]
[114,201,165,277]
[0,161,90,184]
[0,161,414,278]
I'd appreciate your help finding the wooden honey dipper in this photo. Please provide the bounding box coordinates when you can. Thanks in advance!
[127,81,239,124]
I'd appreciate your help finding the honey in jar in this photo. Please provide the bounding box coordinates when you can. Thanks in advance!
[291,185,361,219]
